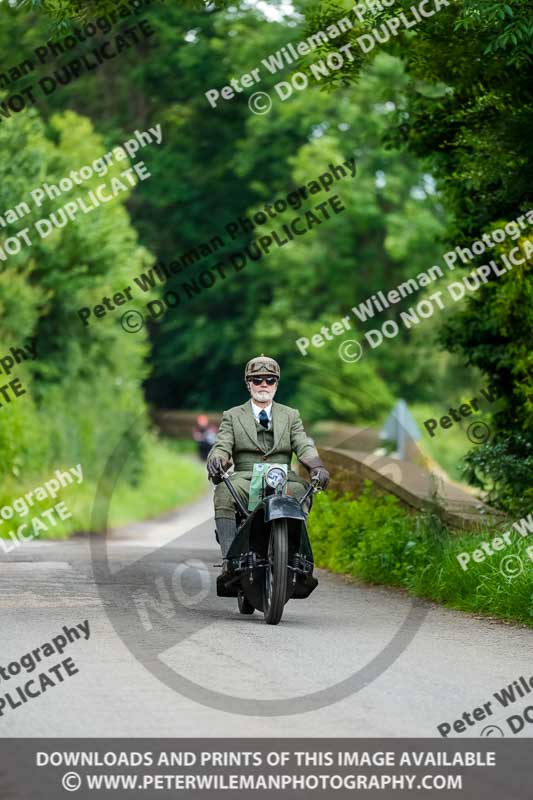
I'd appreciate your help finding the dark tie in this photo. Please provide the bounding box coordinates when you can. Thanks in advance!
[259,409,269,429]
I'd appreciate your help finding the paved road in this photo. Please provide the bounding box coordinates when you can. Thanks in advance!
[0,490,531,738]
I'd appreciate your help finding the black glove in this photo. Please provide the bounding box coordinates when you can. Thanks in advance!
[207,456,229,484]
[310,466,330,490]
[300,455,330,490]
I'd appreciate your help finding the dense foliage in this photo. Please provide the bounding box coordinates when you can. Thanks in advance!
[308,486,533,625]
[0,1,462,417]
[0,105,150,486]
[0,0,531,509]
[303,0,533,507]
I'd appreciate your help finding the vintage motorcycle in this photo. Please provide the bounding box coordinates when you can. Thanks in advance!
[216,463,321,625]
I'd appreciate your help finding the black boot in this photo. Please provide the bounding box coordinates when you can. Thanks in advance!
[215,517,237,558]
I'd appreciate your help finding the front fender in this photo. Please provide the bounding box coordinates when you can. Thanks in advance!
[264,493,306,523]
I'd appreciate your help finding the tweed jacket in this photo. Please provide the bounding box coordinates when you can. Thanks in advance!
[208,400,318,473]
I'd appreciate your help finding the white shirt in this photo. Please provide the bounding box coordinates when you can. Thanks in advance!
[251,400,272,428]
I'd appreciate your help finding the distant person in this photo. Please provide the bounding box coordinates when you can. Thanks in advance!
[193,414,218,461]
[206,355,330,563]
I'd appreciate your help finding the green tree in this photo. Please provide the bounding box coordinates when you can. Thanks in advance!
[0,104,151,484]
[301,0,533,506]
[0,0,481,434]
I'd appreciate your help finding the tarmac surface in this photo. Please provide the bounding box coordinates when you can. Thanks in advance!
[0,490,531,738]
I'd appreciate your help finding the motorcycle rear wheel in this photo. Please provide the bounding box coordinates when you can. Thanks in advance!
[263,518,288,625]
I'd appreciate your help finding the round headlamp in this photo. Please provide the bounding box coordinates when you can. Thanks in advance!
[265,467,287,489]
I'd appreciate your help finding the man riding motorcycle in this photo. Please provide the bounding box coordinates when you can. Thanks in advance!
[206,355,330,568]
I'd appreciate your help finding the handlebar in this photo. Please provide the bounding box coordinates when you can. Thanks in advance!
[217,468,323,514]
[220,471,250,519]
[297,478,322,507]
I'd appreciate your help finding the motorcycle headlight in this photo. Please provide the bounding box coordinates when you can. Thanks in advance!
[265,467,287,489]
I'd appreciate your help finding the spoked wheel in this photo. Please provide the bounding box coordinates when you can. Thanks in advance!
[263,518,288,625]
[238,591,255,615]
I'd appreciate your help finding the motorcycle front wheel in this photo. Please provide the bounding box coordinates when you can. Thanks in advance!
[263,518,288,625]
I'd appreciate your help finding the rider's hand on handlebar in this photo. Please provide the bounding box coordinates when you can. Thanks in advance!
[310,466,330,490]
[207,456,229,484]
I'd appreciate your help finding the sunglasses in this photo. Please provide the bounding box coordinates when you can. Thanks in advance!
[250,377,277,386]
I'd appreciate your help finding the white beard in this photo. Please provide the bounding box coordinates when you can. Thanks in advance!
[249,384,277,404]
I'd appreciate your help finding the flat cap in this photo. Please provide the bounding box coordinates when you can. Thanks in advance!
[245,355,280,380]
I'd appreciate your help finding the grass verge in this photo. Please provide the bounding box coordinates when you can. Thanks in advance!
[307,483,533,627]
[0,437,207,544]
